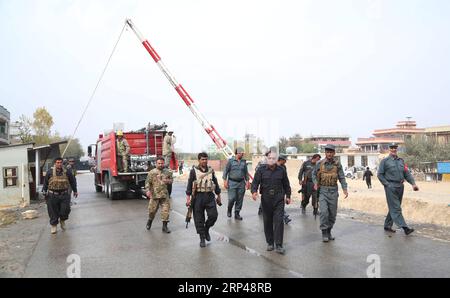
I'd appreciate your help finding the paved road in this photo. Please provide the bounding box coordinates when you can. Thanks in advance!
[24,173,450,278]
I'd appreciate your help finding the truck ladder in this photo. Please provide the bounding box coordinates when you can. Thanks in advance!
[125,19,234,160]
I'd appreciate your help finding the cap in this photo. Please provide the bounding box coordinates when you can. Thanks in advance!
[324,144,336,151]
[278,154,287,161]
[389,142,399,148]
[235,147,245,154]
[117,130,124,136]
[68,158,75,162]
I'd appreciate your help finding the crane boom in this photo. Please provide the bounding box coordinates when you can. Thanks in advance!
[125,19,234,160]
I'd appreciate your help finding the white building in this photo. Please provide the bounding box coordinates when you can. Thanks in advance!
[0,141,67,207]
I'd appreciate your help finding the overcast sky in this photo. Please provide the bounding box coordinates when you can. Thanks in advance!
[1,0,449,154]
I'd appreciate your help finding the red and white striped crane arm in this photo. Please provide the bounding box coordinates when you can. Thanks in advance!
[125,19,234,160]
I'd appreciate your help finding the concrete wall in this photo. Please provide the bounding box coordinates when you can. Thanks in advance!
[0,145,32,207]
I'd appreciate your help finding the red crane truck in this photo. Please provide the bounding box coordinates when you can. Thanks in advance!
[88,124,178,200]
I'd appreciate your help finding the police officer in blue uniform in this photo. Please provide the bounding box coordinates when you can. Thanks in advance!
[377,143,419,235]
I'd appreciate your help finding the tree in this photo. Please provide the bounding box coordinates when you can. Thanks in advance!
[60,137,85,159]
[32,107,54,145]
[401,136,450,171]
[278,136,289,153]
[289,134,303,151]
[17,114,33,143]
[299,142,318,153]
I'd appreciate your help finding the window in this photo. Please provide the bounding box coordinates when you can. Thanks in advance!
[361,156,368,167]
[3,167,18,188]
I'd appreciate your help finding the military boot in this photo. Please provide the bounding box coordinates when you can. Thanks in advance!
[322,230,329,242]
[146,219,153,230]
[60,220,66,231]
[51,225,57,234]
[199,235,206,248]
[234,212,243,221]
[227,207,232,218]
[162,221,171,234]
[403,227,415,235]
[327,228,335,240]
[205,226,211,241]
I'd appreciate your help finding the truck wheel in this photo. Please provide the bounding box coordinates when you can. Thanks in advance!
[110,191,119,200]
[105,175,111,199]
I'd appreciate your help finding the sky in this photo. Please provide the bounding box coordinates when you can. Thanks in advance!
[1,0,450,154]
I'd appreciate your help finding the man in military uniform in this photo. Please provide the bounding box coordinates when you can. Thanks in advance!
[42,157,78,234]
[312,145,348,242]
[145,157,173,233]
[298,154,321,215]
[377,143,419,235]
[66,158,78,205]
[116,130,130,172]
[163,131,176,168]
[251,152,291,255]
[223,147,250,220]
[186,152,222,247]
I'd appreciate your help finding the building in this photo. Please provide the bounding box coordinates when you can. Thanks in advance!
[0,105,10,146]
[425,126,450,144]
[304,134,352,153]
[9,120,22,144]
[356,120,425,153]
[0,141,67,207]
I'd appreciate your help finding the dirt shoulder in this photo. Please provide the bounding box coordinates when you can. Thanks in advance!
[0,202,47,277]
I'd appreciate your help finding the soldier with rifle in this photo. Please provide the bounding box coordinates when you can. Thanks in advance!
[185,152,222,248]
[298,154,321,217]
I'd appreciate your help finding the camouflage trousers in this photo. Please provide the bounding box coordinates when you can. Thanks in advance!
[164,154,171,168]
[148,197,171,221]
[118,154,128,172]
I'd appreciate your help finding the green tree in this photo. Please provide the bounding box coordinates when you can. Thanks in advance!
[401,136,450,171]
[299,142,318,153]
[278,136,289,153]
[60,137,85,159]
[17,114,33,143]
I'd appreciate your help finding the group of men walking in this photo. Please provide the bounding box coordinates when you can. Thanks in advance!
[43,135,419,254]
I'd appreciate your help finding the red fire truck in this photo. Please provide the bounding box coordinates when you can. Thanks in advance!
[88,124,178,199]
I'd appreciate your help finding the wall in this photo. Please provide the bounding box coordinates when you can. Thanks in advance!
[0,145,32,207]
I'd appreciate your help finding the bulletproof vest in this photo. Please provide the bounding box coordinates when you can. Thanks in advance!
[317,161,338,187]
[194,166,216,193]
[48,167,69,191]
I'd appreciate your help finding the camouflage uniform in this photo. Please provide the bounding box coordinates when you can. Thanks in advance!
[162,134,176,167]
[145,168,173,221]
[117,138,130,172]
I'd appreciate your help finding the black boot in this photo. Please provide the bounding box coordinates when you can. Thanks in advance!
[205,227,211,241]
[146,219,153,230]
[301,206,306,214]
[403,227,415,235]
[199,235,206,247]
[322,230,329,242]
[162,221,171,234]
[227,207,232,218]
[327,228,335,240]
[235,212,243,220]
